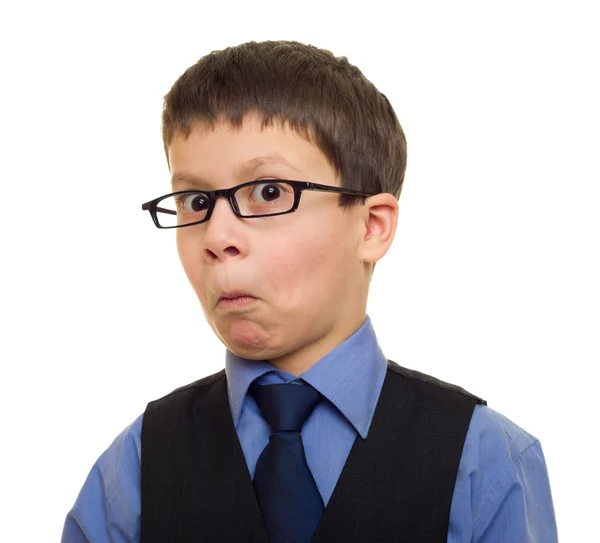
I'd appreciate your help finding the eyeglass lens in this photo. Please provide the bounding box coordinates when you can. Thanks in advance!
[154,181,296,227]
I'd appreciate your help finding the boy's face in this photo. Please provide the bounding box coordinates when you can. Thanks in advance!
[168,113,395,375]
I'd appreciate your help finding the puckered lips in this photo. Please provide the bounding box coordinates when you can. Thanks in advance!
[216,290,257,310]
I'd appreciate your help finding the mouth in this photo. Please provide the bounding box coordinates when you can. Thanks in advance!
[216,294,257,311]
[216,291,257,310]
[218,291,254,302]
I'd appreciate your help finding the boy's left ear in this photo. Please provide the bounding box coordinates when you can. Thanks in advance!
[357,193,399,265]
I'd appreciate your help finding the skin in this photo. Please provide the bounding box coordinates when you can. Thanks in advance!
[168,112,399,376]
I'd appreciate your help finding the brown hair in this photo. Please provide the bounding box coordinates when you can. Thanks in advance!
[161,40,407,209]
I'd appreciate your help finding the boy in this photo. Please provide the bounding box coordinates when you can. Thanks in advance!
[62,40,557,542]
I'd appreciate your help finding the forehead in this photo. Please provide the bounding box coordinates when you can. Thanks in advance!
[167,114,338,189]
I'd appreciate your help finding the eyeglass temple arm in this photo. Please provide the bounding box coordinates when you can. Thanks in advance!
[155,206,176,215]
[141,201,177,215]
[306,182,376,196]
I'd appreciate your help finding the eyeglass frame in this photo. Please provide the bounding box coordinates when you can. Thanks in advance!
[141,180,380,229]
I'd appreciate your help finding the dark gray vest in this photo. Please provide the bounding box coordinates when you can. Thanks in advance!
[141,359,486,542]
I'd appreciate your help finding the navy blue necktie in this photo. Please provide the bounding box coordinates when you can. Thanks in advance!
[249,381,325,543]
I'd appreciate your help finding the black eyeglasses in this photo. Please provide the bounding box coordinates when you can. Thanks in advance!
[141,180,379,229]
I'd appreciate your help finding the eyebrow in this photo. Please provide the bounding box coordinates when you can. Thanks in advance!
[171,153,303,190]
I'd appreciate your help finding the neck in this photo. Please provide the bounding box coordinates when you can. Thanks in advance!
[267,312,367,376]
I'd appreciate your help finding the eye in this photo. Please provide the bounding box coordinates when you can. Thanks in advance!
[250,182,289,203]
[176,192,209,213]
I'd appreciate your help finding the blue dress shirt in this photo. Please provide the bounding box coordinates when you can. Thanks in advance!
[62,315,558,542]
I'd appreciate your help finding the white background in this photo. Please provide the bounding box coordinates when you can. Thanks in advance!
[1,1,598,540]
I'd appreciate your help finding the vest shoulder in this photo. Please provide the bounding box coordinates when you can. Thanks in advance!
[472,404,539,455]
[147,368,226,406]
[387,359,487,405]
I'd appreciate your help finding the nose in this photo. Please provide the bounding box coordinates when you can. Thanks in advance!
[202,195,243,262]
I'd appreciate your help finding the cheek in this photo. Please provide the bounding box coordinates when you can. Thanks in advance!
[264,228,346,306]
[176,234,207,300]
[176,233,192,275]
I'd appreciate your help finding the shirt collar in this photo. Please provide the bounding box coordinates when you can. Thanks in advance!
[225,314,388,439]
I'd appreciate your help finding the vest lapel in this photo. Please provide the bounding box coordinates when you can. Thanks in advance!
[311,360,481,541]
[142,371,269,541]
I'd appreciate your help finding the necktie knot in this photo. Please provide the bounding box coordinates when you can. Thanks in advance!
[249,381,322,433]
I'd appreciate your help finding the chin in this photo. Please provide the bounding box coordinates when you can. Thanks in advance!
[229,348,269,360]
[218,317,274,355]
